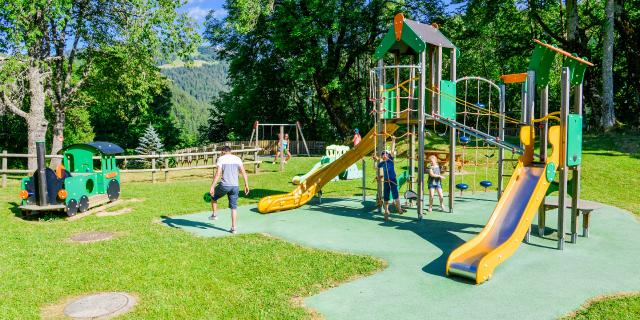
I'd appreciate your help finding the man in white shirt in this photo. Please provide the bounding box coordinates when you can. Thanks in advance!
[209,146,250,234]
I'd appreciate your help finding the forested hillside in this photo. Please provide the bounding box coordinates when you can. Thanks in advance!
[160,49,228,145]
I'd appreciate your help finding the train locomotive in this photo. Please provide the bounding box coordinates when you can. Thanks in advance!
[19,141,123,216]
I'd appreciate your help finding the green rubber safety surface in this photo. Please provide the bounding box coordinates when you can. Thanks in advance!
[165,193,640,320]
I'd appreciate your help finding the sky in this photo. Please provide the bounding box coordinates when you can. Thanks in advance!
[180,0,465,33]
[181,0,226,26]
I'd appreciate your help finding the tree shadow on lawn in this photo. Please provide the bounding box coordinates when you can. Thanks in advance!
[161,215,230,233]
[301,198,484,280]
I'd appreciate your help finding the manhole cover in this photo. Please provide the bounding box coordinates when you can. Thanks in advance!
[64,292,136,319]
[69,231,115,243]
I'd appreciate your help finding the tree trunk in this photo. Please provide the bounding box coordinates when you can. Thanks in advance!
[566,0,579,51]
[26,64,49,170]
[49,107,65,168]
[601,0,616,129]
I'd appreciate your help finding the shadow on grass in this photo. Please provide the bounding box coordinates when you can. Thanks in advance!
[302,198,484,279]
[9,202,68,221]
[161,215,230,233]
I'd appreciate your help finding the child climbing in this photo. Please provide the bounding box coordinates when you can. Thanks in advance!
[375,150,405,221]
[427,155,446,212]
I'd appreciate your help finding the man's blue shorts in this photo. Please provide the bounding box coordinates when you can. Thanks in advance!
[212,185,240,209]
[383,180,399,201]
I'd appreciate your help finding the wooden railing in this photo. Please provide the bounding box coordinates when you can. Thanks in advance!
[0,147,262,187]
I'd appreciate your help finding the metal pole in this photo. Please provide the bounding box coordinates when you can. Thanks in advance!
[526,71,536,124]
[571,82,583,243]
[436,46,443,113]
[296,122,300,155]
[36,141,48,206]
[449,47,457,211]
[540,86,549,161]
[377,59,385,215]
[362,159,366,202]
[525,70,535,242]
[418,51,427,219]
[497,84,505,199]
[279,125,285,171]
[538,85,549,235]
[558,67,570,250]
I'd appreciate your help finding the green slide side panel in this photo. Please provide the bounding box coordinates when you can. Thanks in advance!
[567,114,583,166]
[440,80,456,121]
[383,84,397,119]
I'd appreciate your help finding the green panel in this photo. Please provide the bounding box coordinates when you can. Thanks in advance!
[63,173,99,204]
[528,42,558,87]
[397,170,409,189]
[63,147,95,173]
[400,23,426,55]
[527,45,546,71]
[383,84,397,119]
[563,57,588,86]
[374,29,397,60]
[535,49,556,87]
[545,163,556,183]
[567,114,583,166]
[373,22,426,60]
[439,80,456,121]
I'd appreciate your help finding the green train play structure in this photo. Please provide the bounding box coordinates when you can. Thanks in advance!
[18,141,123,216]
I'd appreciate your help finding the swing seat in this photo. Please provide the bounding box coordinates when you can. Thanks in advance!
[455,183,469,191]
[404,190,418,200]
[480,180,493,188]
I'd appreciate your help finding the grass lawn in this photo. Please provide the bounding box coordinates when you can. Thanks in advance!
[0,130,638,319]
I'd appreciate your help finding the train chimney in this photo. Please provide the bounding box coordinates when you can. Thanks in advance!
[36,141,48,206]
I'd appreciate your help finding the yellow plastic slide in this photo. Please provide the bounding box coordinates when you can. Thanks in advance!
[258,123,399,214]
[446,125,561,284]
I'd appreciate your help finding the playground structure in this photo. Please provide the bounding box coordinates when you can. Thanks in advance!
[292,145,362,185]
[258,13,590,284]
[19,141,123,216]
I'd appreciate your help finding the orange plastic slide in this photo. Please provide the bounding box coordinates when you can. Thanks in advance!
[446,125,561,284]
[258,123,399,213]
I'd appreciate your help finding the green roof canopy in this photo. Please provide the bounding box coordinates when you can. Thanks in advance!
[374,13,456,61]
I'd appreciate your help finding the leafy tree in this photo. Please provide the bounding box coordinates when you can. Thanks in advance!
[0,0,199,169]
[204,1,445,141]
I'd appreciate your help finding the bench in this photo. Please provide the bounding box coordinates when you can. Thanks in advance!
[424,149,464,172]
[539,196,603,238]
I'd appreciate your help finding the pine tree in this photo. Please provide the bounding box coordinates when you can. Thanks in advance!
[134,124,164,168]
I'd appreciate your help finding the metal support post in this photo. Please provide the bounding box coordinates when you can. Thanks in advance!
[417,51,427,219]
[570,83,583,243]
[558,67,570,250]
[497,84,505,199]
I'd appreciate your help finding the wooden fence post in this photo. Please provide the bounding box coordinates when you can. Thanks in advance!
[151,155,156,183]
[164,155,169,182]
[2,150,7,188]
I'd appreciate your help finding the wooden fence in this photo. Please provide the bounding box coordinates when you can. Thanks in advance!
[0,147,262,188]
[176,140,326,156]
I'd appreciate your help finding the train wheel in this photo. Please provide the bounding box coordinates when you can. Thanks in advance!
[66,199,78,217]
[79,195,89,212]
[107,179,120,202]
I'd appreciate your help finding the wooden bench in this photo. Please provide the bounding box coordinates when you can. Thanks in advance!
[539,196,603,238]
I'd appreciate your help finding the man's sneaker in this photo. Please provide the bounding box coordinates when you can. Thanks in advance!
[230,228,237,234]
[209,214,218,221]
